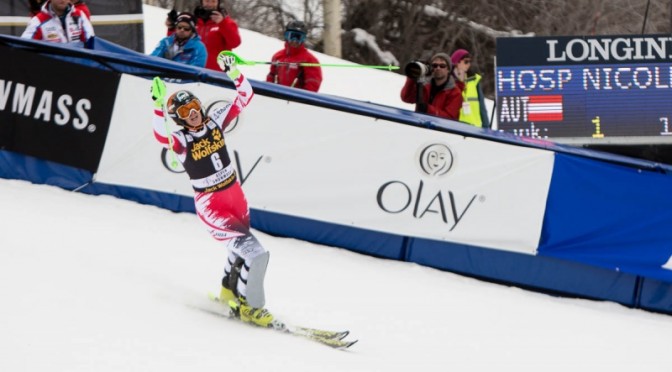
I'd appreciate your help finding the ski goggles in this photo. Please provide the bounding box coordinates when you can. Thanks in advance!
[176,99,202,119]
[284,30,306,43]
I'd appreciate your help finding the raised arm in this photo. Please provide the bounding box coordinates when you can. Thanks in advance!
[210,51,254,130]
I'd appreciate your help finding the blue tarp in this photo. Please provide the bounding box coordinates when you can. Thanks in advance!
[540,153,672,282]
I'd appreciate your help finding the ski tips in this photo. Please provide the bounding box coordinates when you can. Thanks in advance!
[319,337,358,349]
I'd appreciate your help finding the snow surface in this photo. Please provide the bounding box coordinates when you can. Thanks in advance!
[2,177,672,371]
[0,5,670,372]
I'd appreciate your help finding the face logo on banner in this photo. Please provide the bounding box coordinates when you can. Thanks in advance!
[418,143,453,177]
[375,142,479,231]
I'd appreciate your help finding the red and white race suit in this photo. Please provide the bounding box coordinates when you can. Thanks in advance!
[152,72,263,298]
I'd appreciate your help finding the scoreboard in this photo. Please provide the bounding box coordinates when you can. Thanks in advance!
[495,34,672,143]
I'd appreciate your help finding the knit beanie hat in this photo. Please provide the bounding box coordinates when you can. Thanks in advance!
[176,13,197,31]
[430,53,452,68]
[450,49,470,65]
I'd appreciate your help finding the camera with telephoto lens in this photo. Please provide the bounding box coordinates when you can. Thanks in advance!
[404,61,430,80]
[194,6,213,20]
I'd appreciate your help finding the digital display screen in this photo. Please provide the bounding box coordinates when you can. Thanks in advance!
[495,35,672,142]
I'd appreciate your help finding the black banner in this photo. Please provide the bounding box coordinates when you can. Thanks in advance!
[495,33,672,143]
[497,34,672,67]
[0,45,119,172]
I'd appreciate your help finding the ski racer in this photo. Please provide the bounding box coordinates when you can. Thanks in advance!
[150,51,274,327]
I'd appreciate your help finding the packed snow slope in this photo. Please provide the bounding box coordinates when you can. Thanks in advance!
[1,179,672,371]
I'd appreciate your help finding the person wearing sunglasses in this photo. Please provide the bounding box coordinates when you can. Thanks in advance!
[150,53,277,328]
[266,20,323,92]
[164,0,241,71]
[400,52,464,120]
[451,49,490,128]
[151,13,207,67]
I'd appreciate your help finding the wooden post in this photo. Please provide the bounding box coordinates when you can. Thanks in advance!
[322,0,342,58]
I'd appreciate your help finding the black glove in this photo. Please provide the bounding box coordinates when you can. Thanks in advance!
[167,9,178,28]
[416,102,428,113]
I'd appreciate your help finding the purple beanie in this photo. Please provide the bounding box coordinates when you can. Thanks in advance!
[451,49,470,65]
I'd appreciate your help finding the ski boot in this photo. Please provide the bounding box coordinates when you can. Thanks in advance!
[219,273,240,306]
[228,296,275,328]
[218,285,237,305]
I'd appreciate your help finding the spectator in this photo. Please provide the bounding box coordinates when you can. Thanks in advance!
[400,53,463,120]
[22,0,95,49]
[451,48,490,128]
[166,0,241,71]
[150,53,276,328]
[71,0,91,20]
[151,13,207,67]
[266,21,322,92]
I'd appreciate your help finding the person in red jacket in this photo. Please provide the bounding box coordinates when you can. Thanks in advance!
[400,52,463,120]
[266,21,322,92]
[166,0,241,71]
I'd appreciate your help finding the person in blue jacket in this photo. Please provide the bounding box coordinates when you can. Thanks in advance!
[151,13,207,67]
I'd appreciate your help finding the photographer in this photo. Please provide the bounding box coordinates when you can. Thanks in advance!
[400,53,463,120]
[166,0,241,71]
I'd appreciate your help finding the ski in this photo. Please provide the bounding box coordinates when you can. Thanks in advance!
[206,292,357,349]
[292,326,349,341]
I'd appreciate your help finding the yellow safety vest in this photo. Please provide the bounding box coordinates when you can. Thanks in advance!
[458,74,483,127]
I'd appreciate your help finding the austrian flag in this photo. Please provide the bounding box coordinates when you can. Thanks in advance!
[528,95,563,121]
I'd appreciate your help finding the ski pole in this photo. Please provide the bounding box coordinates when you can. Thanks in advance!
[152,77,180,171]
[223,50,400,71]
